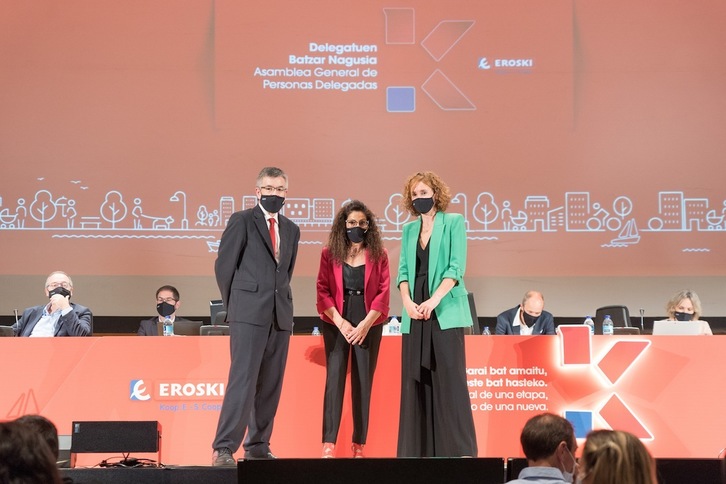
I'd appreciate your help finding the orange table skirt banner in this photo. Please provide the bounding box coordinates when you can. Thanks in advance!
[2,329,723,465]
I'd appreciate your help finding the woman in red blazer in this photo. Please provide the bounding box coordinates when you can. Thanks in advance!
[316,200,390,459]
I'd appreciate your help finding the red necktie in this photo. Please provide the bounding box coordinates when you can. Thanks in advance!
[269,218,277,260]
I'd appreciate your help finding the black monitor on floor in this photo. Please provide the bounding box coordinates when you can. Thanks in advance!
[655,458,725,484]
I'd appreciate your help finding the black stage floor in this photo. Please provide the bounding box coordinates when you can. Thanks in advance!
[60,458,508,484]
[60,457,726,484]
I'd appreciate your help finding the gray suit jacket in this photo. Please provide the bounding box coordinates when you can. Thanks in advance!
[12,303,93,336]
[215,205,300,330]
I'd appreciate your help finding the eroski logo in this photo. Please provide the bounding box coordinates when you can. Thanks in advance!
[130,379,151,401]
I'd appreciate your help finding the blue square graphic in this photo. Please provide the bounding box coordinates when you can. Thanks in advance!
[387,86,415,112]
[565,410,593,439]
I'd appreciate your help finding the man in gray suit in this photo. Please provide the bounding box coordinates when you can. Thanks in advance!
[211,167,300,466]
[12,271,92,337]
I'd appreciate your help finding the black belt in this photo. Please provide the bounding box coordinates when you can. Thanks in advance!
[345,289,363,295]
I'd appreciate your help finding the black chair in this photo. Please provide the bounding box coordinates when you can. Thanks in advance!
[505,457,528,481]
[210,299,225,324]
[213,310,227,325]
[595,305,631,334]
[0,325,15,337]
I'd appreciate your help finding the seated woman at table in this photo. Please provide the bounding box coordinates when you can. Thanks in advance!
[658,289,712,334]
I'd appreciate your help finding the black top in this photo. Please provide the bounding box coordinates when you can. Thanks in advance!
[343,263,366,327]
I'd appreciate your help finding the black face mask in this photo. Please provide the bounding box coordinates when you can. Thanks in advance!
[674,311,692,322]
[157,302,176,318]
[522,311,538,326]
[48,287,71,300]
[346,227,366,244]
[412,197,435,215]
[260,195,285,214]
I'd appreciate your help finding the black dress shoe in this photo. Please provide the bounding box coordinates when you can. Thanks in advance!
[212,448,236,467]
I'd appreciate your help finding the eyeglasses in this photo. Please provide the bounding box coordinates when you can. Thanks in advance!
[157,297,178,304]
[346,220,369,229]
[258,186,288,195]
[46,282,71,290]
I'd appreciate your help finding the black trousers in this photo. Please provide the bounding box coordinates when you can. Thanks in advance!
[321,322,383,445]
[397,322,477,457]
[212,321,290,456]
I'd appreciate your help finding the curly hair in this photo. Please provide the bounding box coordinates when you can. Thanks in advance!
[401,171,452,216]
[326,200,385,265]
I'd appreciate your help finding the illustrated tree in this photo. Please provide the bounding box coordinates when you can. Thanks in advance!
[612,196,633,219]
[29,190,58,229]
[472,192,499,230]
[100,191,128,229]
[384,194,410,231]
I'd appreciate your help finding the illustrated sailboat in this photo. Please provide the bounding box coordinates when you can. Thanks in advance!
[610,218,640,245]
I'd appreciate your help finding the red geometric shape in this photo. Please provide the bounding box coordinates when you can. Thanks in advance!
[600,394,653,439]
[383,8,415,44]
[421,20,475,61]
[421,70,475,111]
[597,340,650,384]
[6,389,40,419]
[557,324,591,365]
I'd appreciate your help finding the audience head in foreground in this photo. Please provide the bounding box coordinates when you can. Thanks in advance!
[578,429,656,484]
[0,420,62,484]
[507,412,577,483]
[14,414,60,461]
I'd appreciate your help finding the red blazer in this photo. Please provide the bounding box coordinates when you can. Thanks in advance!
[316,246,390,326]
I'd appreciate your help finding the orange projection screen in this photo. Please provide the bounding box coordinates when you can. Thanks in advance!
[1,1,726,281]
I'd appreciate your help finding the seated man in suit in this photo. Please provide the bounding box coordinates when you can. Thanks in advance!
[12,271,92,337]
[496,290,555,335]
[506,412,578,483]
[138,285,190,336]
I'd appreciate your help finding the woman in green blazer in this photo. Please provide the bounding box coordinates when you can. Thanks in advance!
[396,171,477,457]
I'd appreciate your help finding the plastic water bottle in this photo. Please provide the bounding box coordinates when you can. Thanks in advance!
[602,315,614,336]
[311,326,321,336]
[162,318,173,336]
[482,326,491,335]
[584,316,595,335]
[388,316,400,335]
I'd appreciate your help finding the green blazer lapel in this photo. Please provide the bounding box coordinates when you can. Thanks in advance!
[405,222,418,297]
[428,212,445,290]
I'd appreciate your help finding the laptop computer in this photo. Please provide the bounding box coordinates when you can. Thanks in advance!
[652,320,712,335]
[155,320,204,336]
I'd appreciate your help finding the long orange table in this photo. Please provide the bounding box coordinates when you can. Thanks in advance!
[1,332,723,465]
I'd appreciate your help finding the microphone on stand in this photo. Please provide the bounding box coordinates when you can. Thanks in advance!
[14,309,19,324]
[639,308,645,333]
